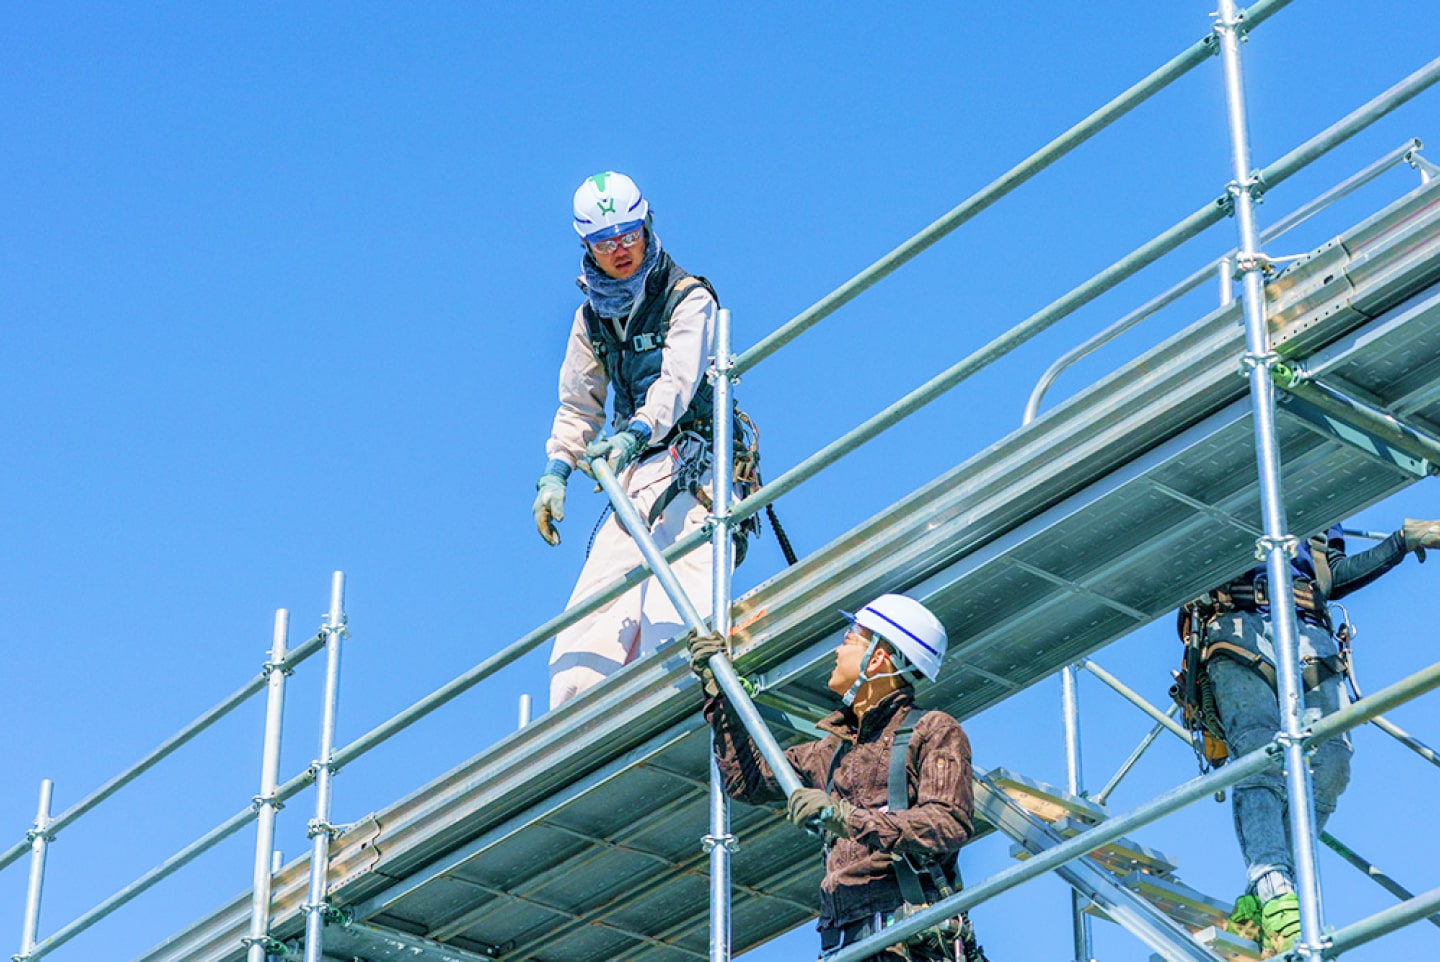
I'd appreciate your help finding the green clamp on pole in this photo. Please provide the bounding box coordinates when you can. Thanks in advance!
[588,456,806,799]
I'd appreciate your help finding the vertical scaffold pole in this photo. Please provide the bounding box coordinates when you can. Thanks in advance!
[1214,2,1326,954]
[17,779,53,960]
[706,307,737,962]
[246,609,291,962]
[303,572,347,962]
[1060,666,1094,962]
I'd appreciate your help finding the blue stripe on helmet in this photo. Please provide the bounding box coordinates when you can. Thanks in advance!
[861,605,939,655]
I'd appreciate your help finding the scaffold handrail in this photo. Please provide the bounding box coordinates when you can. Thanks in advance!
[0,631,325,876]
[1024,138,1428,424]
[730,0,1300,379]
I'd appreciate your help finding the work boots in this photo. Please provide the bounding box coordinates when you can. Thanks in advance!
[1225,894,1263,944]
[1261,893,1301,955]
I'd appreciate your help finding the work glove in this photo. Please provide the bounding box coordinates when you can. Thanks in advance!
[532,461,570,546]
[1401,518,1440,562]
[686,629,726,698]
[786,788,854,838]
[580,421,651,477]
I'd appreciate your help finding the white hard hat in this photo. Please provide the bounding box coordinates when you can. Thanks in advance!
[573,171,649,242]
[844,594,948,683]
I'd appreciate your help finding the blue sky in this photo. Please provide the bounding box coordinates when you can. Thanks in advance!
[2,2,1437,960]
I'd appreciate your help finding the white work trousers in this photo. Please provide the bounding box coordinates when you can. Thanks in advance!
[548,451,720,708]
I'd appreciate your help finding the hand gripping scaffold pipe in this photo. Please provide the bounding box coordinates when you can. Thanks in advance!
[588,455,805,799]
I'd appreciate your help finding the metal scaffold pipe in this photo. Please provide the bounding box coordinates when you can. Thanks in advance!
[708,307,736,962]
[0,632,326,875]
[721,55,1440,539]
[16,779,53,960]
[731,0,1299,379]
[303,572,348,962]
[246,610,291,962]
[1215,2,1325,954]
[1024,138,1423,423]
[589,456,805,799]
[1059,665,1093,962]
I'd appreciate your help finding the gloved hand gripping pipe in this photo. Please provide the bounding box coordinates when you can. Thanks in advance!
[588,455,805,798]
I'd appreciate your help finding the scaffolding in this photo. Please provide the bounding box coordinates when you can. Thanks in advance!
[8,3,1440,961]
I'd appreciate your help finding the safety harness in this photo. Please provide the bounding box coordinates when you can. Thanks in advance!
[1171,533,1351,775]
[582,260,792,567]
[823,710,986,962]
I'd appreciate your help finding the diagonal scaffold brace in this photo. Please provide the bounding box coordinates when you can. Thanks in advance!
[587,456,806,799]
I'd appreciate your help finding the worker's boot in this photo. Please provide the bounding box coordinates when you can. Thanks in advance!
[1225,893,1263,944]
[1261,893,1301,955]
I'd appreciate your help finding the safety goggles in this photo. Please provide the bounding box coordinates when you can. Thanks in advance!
[589,229,644,255]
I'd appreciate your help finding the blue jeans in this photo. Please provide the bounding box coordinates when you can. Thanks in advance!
[1206,611,1352,899]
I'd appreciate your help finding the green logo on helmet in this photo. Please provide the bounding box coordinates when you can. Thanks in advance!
[596,198,616,215]
[588,172,611,192]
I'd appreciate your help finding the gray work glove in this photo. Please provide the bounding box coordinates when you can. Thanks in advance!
[532,462,570,546]
[686,629,726,698]
[786,788,854,837]
[1401,518,1440,563]
[580,422,650,477]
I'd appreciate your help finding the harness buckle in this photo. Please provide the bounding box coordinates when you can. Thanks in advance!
[631,332,665,351]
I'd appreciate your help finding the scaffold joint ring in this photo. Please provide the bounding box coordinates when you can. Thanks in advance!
[261,659,295,677]
[701,832,739,854]
[1239,350,1282,376]
[1254,534,1299,560]
[1233,252,1276,277]
[252,792,285,812]
[306,817,337,839]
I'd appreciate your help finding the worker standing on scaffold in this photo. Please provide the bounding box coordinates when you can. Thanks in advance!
[1174,518,1440,954]
[691,595,988,962]
[534,171,729,709]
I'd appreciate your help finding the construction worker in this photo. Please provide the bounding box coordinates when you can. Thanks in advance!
[535,171,724,709]
[690,594,986,962]
[1177,519,1440,953]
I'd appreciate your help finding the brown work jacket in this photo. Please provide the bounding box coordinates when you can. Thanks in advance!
[707,688,973,928]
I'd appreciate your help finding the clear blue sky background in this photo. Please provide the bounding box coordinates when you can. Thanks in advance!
[3,2,1437,960]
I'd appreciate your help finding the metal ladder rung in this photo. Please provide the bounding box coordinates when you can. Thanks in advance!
[1192,926,1267,960]
[985,767,1109,825]
[1121,871,1231,931]
[1007,816,1178,879]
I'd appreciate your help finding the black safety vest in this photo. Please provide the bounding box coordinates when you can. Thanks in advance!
[581,251,719,441]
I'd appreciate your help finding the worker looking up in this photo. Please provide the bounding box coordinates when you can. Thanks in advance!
[535,171,726,709]
[1176,518,1440,954]
[690,595,987,962]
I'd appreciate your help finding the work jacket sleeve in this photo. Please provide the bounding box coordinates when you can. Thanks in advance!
[630,286,716,440]
[844,712,974,862]
[1327,529,1408,600]
[544,306,608,468]
[705,695,835,805]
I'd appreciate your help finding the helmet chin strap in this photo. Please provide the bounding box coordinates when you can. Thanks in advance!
[841,638,881,708]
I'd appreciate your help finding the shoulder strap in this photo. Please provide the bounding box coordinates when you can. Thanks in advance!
[824,737,850,795]
[1309,533,1333,599]
[887,710,954,904]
